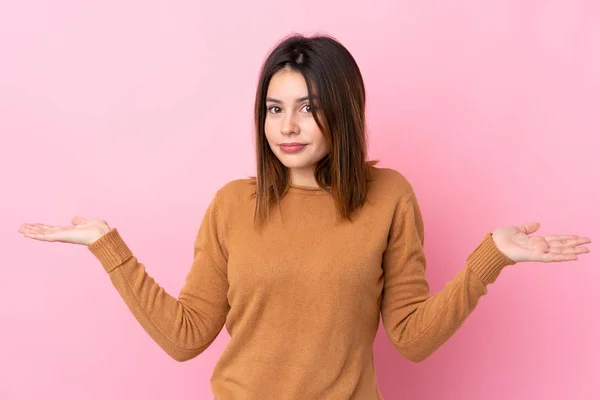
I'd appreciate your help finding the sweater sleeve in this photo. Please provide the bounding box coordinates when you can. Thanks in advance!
[87,189,230,362]
[380,192,516,362]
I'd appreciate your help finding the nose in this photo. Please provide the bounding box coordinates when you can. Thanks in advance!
[280,112,299,135]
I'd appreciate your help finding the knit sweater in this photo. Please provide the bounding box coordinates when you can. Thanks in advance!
[87,166,516,400]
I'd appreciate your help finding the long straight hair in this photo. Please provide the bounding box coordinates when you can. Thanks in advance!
[251,33,379,229]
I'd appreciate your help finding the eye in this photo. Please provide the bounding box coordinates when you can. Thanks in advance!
[267,105,281,114]
[302,104,312,112]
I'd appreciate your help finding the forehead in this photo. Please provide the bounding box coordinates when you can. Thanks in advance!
[266,69,320,104]
[267,70,308,93]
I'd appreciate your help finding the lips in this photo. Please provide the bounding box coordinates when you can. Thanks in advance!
[279,143,307,153]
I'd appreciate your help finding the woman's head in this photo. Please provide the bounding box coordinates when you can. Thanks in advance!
[263,67,329,185]
[252,33,378,226]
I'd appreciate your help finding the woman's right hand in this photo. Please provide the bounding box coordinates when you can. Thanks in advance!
[18,216,111,246]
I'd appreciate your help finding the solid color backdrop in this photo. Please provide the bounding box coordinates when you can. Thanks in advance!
[1,1,598,399]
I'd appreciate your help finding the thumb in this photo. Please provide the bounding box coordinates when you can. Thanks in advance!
[71,216,86,226]
[520,222,541,235]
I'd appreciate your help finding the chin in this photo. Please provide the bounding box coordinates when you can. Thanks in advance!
[279,160,309,169]
[276,157,314,170]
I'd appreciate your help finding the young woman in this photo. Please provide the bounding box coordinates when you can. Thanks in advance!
[18,34,591,400]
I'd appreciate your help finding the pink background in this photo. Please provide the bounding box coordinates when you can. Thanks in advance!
[2,1,598,399]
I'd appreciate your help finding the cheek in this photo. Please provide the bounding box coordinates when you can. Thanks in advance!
[306,122,324,145]
[263,121,276,144]
[302,119,322,139]
[316,137,328,155]
[307,133,327,156]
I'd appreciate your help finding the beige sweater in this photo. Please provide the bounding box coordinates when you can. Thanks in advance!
[87,166,515,399]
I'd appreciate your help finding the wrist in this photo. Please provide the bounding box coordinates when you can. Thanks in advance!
[88,226,111,246]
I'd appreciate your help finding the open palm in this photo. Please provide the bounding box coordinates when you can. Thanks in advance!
[492,222,591,263]
[18,216,111,246]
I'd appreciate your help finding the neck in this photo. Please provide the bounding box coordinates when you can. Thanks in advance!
[289,167,318,188]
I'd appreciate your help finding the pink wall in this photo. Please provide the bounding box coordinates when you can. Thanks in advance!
[2,1,598,399]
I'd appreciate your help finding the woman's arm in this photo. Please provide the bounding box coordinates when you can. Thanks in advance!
[380,192,515,362]
[88,190,229,361]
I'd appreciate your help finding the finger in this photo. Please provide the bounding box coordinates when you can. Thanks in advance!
[519,222,539,235]
[72,216,86,225]
[571,237,592,246]
[22,229,58,242]
[544,235,579,242]
[546,237,590,248]
[24,223,53,231]
[27,225,54,233]
[21,225,65,240]
[548,246,590,255]
[20,223,39,230]
[545,235,592,244]
[541,253,578,262]
[30,224,69,233]
[577,247,590,254]
[23,225,42,233]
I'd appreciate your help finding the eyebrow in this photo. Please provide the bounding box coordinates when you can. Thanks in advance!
[266,96,311,104]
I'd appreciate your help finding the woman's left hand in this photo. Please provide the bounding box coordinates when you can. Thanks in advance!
[492,222,591,263]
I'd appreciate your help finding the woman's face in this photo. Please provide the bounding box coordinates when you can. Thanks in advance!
[264,69,328,186]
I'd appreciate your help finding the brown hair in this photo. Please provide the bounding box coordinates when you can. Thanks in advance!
[250,33,379,228]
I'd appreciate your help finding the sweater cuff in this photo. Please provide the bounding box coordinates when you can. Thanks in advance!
[466,232,516,285]
[87,228,133,273]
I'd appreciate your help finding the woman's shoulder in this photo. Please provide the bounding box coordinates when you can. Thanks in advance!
[214,177,256,205]
[368,165,415,197]
[201,178,255,226]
